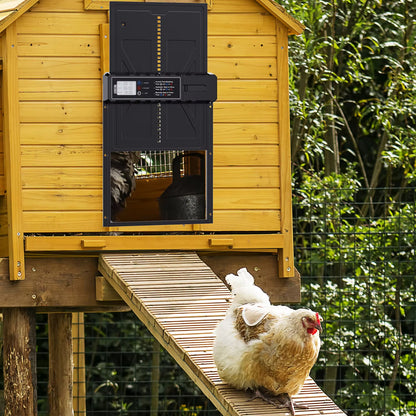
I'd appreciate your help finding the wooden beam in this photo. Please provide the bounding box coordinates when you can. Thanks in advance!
[48,313,73,416]
[3,308,37,416]
[198,252,300,303]
[0,0,39,33]
[99,23,109,74]
[254,0,305,35]
[2,22,25,280]
[0,257,127,309]
[25,234,285,252]
[276,22,295,278]
[96,275,122,301]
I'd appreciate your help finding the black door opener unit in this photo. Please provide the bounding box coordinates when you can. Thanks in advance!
[103,2,217,226]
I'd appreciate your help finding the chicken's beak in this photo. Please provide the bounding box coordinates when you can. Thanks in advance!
[315,322,323,333]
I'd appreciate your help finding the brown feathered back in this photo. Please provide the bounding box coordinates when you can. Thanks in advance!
[232,306,321,396]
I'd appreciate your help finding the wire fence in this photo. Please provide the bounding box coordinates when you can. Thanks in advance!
[1,187,415,415]
[294,186,416,416]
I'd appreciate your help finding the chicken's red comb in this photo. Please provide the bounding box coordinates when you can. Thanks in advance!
[316,312,320,324]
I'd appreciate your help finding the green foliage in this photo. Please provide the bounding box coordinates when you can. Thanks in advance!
[83,312,218,415]
[282,0,416,191]
[282,2,416,411]
[294,179,416,415]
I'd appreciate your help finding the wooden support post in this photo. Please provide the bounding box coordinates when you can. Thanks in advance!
[72,312,86,415]
[2,22,25,280]
[3,308,37,416]
[48,313,74,416]
[276,22,295,278]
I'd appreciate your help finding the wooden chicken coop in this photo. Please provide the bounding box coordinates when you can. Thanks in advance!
[0,0,347,415]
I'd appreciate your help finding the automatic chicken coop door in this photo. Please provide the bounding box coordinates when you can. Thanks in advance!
[103,2,217,226]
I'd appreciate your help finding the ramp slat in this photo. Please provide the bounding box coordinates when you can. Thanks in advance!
[99,252,346,416]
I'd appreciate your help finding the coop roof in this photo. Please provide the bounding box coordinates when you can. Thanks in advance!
[255,0,305,35]
[0,0,38,33]
[0,0,304,35]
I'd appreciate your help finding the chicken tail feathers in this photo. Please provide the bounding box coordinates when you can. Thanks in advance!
[225,267,254,288]
[225,268,270,306]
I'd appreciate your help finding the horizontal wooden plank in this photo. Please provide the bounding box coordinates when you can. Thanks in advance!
[0,257,127,308]
[20,101,101,123]
[84,0,265,12]
[22,189,102,211]
[213,123,278,144]
[213,144,279,166]
[32,0,85,11]
[16,11,106,34]
[213,166,279,188]
[214,188,279,209]
[217,80,277,101]
[209,57,276,79]
[20,123,102,145]
[21,145,102,167]
[17,34,100,56]
[208,36,276,57]
[22,167,102,188]
[21,166,278,189]
[25,233,285,251]
[22,210,280,232]
[19,79,101,101]
[84,0,146,9]
[19,56,276,80]
[210,0,265,13]
[21,188,278,211]
[21,101,276,124]
[208,13,276,35]
[214,102,277,123]
[18,56,101,79]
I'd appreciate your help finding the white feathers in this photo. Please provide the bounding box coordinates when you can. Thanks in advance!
[214,266,322,410]
[241,304,269,326]
[225,268,270,307]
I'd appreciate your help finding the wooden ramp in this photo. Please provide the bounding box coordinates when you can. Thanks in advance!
[98,252,347,416]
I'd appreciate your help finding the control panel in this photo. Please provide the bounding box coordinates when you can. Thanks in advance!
[103,73,216,103]
[112,76,181,100]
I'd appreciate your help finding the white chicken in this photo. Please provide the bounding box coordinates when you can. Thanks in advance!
[213,268,322,415]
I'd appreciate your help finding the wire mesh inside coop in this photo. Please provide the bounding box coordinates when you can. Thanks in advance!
[135,151,183,178]
[112,150,210,224]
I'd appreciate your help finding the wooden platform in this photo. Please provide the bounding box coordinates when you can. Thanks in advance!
[98,252,347,416]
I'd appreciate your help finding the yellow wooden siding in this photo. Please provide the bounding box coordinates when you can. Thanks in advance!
[18,57,102,78]
[0,85,5,195]
[19,79,101,101]
[0,73,7,256]
[22,167,102,188]
[23,210,280,233]
[16,0,282,234]
[20,124,102,145]
[213,123,277,144]
[208,36,276,57]
[21,166,278,189]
